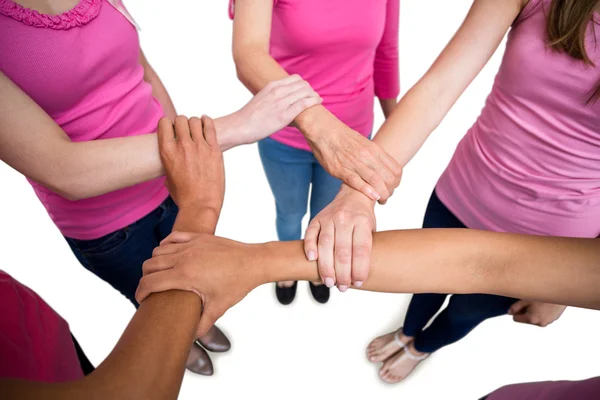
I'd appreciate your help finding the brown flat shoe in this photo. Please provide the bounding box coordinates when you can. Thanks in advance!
[186,342,214,376]
[197,325,231,353]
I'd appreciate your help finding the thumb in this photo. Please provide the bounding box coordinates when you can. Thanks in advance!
[513,313,532,325]
[508,300,530,315]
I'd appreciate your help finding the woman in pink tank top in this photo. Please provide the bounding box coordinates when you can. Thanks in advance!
[301,0,600,383]
[0,0,323,376]
[231,0,401,304]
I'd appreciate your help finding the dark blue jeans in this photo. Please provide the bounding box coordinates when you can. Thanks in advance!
[403,190,518,354]
[65,197,178,307]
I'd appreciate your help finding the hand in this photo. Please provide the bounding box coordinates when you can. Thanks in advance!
[304,185,376,291]
[229,75,322,147]
[158,115,224,212]
[136,232,262,337]
[508,301,567,327]
[306,120,402,203]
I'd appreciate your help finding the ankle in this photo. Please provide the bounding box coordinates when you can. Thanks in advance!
[408,343,427,357]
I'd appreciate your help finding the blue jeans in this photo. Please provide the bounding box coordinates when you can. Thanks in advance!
[258,138,342,242]
[65,197,179,307]
[403,190,518,354]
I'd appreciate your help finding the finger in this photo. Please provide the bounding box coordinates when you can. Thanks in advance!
[280,84,320,108]
[508,300,530,315]
[151,243,185,258]
[283,95,322,121]
[135,269,191,304]
[160,231,195,245]
[157,117,175,148]
[304,220,320,262]
[269,79,311,102]
[201,115,219,148]
[174,115,191,143]
[379,150,403,179]
[142,254,177,276]
[355,162,391,203]
[317,221,336,288]
[269,74,303,88]
[188,117,204,142]
[512,313,533,325]
[345,171,381,201]
[333,219,353,292]
[351,222,372,288]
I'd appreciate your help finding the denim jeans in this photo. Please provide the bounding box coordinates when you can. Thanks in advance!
[403,190,518,353]
[65,197,179,307]
[258,137,342,242]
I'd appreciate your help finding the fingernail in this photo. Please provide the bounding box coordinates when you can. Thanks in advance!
[370,190,381,201]
[338,285,348,292]
[307,251,316,261]
[354,281,363,288]
[325,278,335,288]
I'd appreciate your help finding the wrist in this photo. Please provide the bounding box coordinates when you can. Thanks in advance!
[339,184,376,206]
[214,113,246,151]
[294,105,328,141]
[173,204,220,234]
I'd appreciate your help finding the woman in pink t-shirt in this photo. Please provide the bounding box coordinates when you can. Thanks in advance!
[302,0,600,383]
[231,0,401,304]
[0,0,323,376]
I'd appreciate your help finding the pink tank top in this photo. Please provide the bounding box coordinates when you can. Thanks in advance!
[0,0,168,240]
[436,0,600,237]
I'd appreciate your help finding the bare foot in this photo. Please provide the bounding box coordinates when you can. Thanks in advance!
[277,281,296,288]
[379,343,429,384]
[366,329,413,363]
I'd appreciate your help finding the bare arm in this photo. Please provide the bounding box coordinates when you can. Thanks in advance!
[232,0,402,202]
[136,228,600,333]
[0,118,225,400]
[0,69,317,200]
[303,0,529,292]
[373,0,526,166]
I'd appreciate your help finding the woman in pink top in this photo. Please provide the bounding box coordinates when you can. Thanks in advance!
[301,0,600,383]
[0,0,323,376]
[231,0,401,304]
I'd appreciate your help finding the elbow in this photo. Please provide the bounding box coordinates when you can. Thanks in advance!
[46,176,88,201]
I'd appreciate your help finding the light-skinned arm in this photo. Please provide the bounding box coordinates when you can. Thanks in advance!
[303,0,529,291]
[136,228,600,336]
[232,0,402,202]
[0,71,319,201]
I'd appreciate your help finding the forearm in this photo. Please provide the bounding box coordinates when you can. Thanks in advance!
[55,134,164,200]
[173,205,219,234]
[234,49,338,140]
[259,229,600,310]
[0,291,201,400]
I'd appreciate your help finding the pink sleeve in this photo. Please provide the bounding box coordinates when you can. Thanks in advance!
[374,0,400,99]
[229,0,278,19]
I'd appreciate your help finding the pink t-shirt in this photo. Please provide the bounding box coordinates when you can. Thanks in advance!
[436,0,600,238]
[230,0,400,151]
[0,0,168,240]
[0,271,83,382]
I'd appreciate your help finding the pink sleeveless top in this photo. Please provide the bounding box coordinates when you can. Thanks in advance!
[0,0,168,240]
[436,0,600,237]
[230,0,400,151]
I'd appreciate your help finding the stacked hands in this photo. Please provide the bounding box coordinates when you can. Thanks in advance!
[135,103,561,337]
[134,99,400,337]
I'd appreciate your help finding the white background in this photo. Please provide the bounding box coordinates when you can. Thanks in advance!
[1,0,599,399]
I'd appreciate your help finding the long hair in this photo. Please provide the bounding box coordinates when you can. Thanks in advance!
[547,0,600,102]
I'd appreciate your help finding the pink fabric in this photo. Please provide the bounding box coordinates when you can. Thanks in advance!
[0,0,168,240]
[0,271,83,382]
[230,0,400,151]
[487,377,600,400]
[436,0,600,237]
